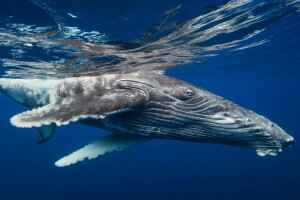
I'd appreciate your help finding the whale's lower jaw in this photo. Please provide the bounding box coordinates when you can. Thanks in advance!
[96,118,291,157]
[96,94,294,157]
[156,131,291,157]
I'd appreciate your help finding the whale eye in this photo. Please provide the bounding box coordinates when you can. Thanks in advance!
[185,88,195,97]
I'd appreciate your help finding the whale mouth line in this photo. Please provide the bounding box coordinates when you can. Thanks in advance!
[282,136,295,148]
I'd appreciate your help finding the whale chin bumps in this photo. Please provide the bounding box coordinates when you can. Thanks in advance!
[0,73,294,166]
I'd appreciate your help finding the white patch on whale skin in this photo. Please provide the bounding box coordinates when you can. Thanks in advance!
[211,113,236,124]
[54,75,118,97]
[256,148,281,157]
[54,76,99,97]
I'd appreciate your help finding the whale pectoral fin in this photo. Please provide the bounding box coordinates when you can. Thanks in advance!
[10,89,147,128]
[10,103,68,128]
[55,133,150,167]
[36,124,56,143]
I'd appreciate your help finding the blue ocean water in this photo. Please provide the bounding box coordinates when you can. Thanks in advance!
[0,0,299,199]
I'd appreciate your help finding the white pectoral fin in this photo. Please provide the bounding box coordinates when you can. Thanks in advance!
[55,134,150,167]
[10,101,95,128]
[10,89,147,128]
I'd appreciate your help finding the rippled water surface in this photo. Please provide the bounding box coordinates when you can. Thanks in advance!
[1,0,299,78]
[0,0,299,200]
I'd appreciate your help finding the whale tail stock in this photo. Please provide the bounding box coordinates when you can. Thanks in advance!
[0,78,60,107]
[0,78,59,143]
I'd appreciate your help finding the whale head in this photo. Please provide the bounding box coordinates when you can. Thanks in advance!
[113,73,295,156]
[168,80,295,156]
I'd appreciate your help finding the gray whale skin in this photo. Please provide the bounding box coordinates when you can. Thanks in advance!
[0,73,294,166]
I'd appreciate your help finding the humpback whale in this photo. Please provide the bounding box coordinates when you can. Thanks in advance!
[0,73,294,166]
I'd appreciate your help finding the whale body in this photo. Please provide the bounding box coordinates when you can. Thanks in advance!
[0,73,294,166]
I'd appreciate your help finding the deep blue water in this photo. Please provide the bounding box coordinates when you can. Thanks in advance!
[0,0,300,199]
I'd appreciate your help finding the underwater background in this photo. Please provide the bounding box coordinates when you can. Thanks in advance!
[0,0,299,199]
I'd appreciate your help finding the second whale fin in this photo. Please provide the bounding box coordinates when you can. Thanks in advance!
[36,124,56,143]
[55,133,150,167]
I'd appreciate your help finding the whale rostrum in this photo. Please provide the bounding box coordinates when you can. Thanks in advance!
[0,73,294,166]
